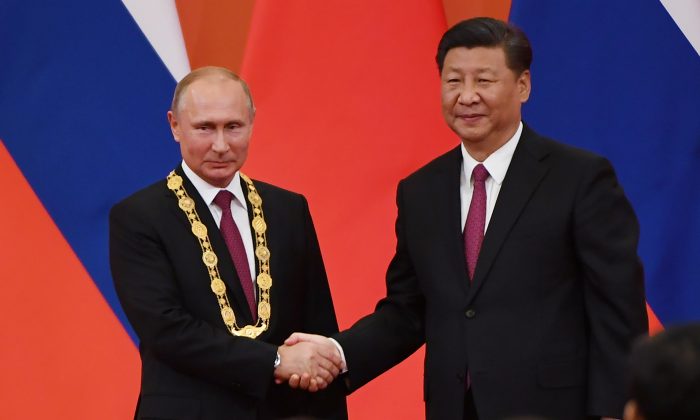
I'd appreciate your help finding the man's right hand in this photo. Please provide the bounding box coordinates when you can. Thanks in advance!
[274,338,342,392]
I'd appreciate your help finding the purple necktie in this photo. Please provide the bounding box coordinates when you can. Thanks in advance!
[213,190,257,320]
[464,164,489,281]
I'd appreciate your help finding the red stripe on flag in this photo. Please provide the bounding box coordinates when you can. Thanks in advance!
[0,140,139,419]
[647,304,663,335]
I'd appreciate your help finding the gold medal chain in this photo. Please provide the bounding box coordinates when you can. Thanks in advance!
[166,171,272,339]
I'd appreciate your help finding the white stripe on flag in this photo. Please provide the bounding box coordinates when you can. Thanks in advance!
[660,0,700,57]
[121,0,191,81]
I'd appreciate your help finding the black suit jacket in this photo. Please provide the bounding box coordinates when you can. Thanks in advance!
[110,166,347,420]
[335,125,648,420]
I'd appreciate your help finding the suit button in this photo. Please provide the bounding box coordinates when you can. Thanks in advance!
[465,309,476,318]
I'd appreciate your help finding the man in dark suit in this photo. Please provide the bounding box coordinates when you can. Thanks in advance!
[287,18,648,419]
[110,66,347,419]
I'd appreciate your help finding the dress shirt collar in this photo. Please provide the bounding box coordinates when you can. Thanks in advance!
[181,161,247,209]
[460,121,523,185]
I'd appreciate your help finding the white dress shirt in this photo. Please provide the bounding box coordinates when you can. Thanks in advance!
[460,122,523,232]
[181,162,256,286]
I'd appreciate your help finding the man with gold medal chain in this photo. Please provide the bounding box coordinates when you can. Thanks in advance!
[110,66,347,420]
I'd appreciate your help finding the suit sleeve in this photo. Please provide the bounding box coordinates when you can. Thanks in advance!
[109,199,277,401]
[573,157,648,417]
[334,180,425,391]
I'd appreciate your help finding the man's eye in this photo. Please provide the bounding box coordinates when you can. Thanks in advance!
[478,79,493,84]
[227,124,240,130]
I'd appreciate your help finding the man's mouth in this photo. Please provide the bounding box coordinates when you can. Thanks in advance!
[457,113,485,122]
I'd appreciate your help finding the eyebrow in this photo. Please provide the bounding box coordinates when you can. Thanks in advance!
[191,118,246,126]
[190,119,215,126]
[444,66,497,74]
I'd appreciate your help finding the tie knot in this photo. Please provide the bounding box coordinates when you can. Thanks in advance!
[472,164,489,183]
[213,190,234,210]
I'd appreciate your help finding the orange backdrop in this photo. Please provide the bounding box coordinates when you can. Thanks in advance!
[0,141,139,419]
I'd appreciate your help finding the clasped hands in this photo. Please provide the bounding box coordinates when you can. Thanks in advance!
[273,333,344,392]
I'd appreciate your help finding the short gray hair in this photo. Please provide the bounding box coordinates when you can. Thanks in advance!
[171,66,256,120]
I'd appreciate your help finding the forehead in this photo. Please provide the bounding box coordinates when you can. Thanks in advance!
[181,77,249,117]
[441,46,509,74]
[185,77,243,102]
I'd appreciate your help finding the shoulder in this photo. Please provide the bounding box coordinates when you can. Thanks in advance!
[522,125,610,169]
[247,178,312,223]
[521,126,624,201]
[110,178,169,222]
[401,146,462,186]
[249,178,307,205]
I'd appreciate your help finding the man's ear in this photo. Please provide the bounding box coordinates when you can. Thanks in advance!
[167,110,181,143]
[517,69,531,103]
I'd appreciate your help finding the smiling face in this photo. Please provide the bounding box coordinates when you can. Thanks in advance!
[440,46,531,158]
[167,76,253,188]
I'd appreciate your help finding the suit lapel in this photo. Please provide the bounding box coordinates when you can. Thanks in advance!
[172,166,255,324]
[431,147,471,295]
[465,126,551,305]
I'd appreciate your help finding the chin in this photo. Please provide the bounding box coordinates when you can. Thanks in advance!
[456,129,486,143]
[204,172,235,188]
[453,121,487,134]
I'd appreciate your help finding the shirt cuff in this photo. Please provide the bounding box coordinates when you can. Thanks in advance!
[329,337,348,373]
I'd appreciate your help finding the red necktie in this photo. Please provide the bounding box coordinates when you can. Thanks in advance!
[464,164,489,281]
[213,190,257,320]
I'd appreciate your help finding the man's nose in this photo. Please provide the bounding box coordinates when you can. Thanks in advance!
[211,129,229,152]
[458,83,480,105]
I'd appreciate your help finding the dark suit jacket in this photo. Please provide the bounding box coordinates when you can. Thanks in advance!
[110,166,347,420]
[335,125,648,420]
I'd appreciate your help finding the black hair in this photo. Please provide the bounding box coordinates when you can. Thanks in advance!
[436,17,532,75]
[628,323,700,420]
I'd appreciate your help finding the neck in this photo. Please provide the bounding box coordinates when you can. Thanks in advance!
[463,137,507,162]
[462,122,520,162]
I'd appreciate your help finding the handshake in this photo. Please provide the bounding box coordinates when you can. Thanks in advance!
[273,333,345,392]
